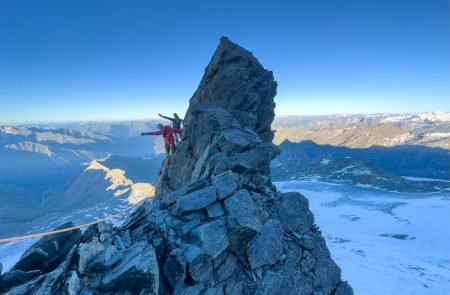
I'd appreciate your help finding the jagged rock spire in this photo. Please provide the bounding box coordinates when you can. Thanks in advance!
[0,37,353,295]
[156,37,278,196]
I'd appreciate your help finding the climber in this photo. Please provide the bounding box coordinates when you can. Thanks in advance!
[141,124,182,158]
[158,113,184,143]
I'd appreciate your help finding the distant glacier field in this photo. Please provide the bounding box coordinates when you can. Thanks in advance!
[276,181,450,295]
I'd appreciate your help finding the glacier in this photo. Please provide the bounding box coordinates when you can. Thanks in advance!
[276,180,450,295]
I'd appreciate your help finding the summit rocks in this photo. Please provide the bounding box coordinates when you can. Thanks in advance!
[0,37,352,295]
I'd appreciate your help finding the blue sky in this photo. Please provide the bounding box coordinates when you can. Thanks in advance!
[0,0,449,123]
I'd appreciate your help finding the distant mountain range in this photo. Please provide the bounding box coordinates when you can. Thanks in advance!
[1,112,449,227]
[273,112,450,149]
[0,123,164,233]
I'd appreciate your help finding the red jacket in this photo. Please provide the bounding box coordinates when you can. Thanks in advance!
[144,125,182,144]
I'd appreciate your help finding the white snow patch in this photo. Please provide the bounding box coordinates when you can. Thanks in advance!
[320,158,331,165]
[401,176,450,183]
[424,132,450,139]
[275,181,450,295]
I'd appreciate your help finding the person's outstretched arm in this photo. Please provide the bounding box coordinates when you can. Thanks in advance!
[158,113,174,121]
[172,128,183,134]
[141,130,163,136]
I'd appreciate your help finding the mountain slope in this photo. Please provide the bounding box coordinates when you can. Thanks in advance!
[0,37,352,295]
[271,140,450,192]
[273,113,450,149]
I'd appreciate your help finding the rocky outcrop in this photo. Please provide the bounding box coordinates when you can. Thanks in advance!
[0,37,352,295]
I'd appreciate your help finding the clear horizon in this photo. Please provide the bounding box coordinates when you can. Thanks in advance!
[1,0,449,123]
[2,110,449,126]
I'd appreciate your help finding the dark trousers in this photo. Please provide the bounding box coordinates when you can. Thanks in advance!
[164,142,175,157]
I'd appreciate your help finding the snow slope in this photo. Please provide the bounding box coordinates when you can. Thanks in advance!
[276,181,450,295]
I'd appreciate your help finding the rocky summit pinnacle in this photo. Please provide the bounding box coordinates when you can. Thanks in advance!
[155,36,278,196]
[0,37,353,295]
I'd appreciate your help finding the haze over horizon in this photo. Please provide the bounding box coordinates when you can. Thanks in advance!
[1,0,449,123]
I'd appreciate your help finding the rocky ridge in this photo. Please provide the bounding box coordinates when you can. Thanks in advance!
[0,37,352,295]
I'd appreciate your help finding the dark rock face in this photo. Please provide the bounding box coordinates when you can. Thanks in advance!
[10,222,81,273]
[0,37,352,295]
[278,192,315,234]
[156,36,277,195]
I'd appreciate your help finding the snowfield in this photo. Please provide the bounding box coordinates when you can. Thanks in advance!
[276,181,450,295]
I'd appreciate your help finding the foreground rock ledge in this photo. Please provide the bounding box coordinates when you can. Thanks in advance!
[0,37,353,295]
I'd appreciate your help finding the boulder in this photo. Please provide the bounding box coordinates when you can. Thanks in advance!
[121,230,132,248]
[0,269,41,291]
[256,264,313,295]
[100,242,159,293]
[81,224,99,243]
[175,284,205,295]
[191,143,218,179]
[216,253,237,281]
[335,281,354,295]
[215,129,261,155]
[163,248,186,290]
[188,256,214,284]
[1,275,45,295]
[179,243,212,284]
[181,218,201,236]
[230,142,279,173]
[225,281,244,295]
[86,245,123,273]
[223,190,262,252]
[78,237,105,274]
[278,192,314,234]
[212,171,237,200]
[33,245,77,295]
[10,223,81,274]
[206,202,224,218]
[62,271,82,295]
[246,219,284,269]
[204,287,224,295]
[190,219,229,259]
[174,185,217,215]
